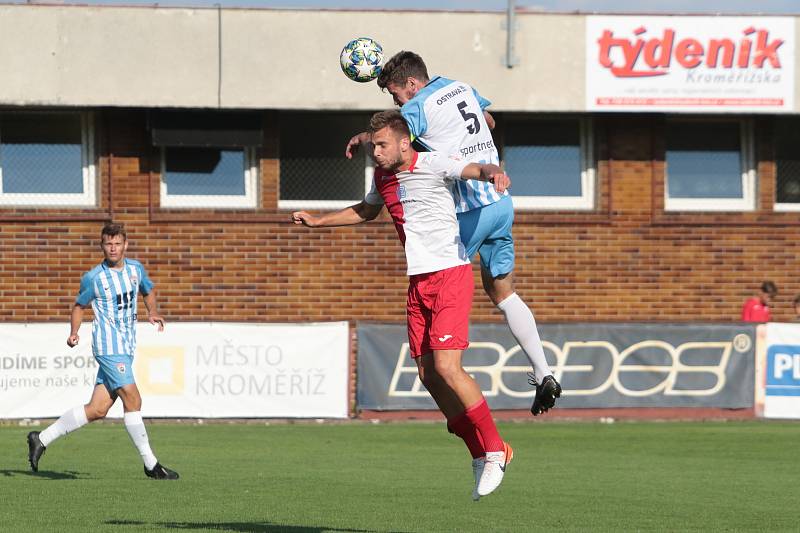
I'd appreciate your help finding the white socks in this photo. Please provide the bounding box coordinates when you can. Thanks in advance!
[497,292,553,384]
[38,406,159,471]
[39,405,89,447]
[124,411,158,470]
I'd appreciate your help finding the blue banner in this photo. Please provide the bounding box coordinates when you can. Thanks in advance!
[357,323,756,410]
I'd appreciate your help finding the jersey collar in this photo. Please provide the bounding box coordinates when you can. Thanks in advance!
[407,151,419,172]
[403,76,442,110]
[423,76,441,88]
[102,258,127,272]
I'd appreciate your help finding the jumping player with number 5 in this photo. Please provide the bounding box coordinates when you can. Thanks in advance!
[26,223,178,480]
[346,51,561,416]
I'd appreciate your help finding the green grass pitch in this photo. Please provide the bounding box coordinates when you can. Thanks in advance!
[1,420,798,532]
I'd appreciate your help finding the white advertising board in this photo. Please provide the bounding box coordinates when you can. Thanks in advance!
[586,16,795,112]
[757,322,800,419]
[0,322,349,419]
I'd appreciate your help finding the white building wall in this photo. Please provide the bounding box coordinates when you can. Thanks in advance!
[0,5,793,112]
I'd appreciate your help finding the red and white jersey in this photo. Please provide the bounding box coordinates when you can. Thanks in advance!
[365,151,471,276]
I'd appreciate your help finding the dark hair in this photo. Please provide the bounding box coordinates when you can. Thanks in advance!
[761,281,778,296]
[376,51,430,90]
[101,222,127,242]
[369,110,411,138]
[793,294,800,307]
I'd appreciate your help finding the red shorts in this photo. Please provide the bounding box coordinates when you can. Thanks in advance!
[406,264,474,358]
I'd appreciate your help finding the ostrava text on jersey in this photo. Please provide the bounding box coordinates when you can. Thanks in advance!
[400,76,504,214]
[76,259,153,357]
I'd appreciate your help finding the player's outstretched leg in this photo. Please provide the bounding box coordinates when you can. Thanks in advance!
[495,290,560,388]
[27,431,46,472]
[530,374,562,416]
[27,404,91,472]
[487,270,561,416]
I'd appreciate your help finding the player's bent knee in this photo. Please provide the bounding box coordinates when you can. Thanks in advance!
[419,370,443,391]
[489,284,515,305]
[86,405,109,421]
[122,398,143,412]
[419,374,436,393]
[432,360,462,383]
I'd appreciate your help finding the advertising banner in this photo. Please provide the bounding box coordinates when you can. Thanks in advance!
[357,323,756,410]
[586,16,795,112]
[0,322,349,419]
[757,322,800,419]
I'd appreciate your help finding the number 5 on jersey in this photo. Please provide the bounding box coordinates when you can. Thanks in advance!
[457,101,480,135]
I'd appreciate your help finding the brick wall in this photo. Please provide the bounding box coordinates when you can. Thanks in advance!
[1,110,798,325]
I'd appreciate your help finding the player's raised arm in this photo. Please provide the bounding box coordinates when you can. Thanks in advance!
[459,163,510,194]
[345,131,371,159]
[292,200,382,228]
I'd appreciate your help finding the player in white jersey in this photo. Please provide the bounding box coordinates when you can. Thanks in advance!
[346,51,561,416]
[294,110,513,499]
[27,223,178,480]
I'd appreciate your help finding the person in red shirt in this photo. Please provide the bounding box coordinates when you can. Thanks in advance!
[741,281,778,322]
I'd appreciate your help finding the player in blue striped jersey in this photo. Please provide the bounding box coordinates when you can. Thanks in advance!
[27,223,178,480]
[346,51,561,417]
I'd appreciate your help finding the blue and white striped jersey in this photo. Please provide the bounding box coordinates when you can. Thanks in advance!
[76,259,153,357]
[400,76,504,213]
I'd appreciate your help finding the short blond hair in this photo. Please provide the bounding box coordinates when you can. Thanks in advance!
[369,110,410,138]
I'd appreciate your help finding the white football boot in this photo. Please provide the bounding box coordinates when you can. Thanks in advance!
[476,442,514,497]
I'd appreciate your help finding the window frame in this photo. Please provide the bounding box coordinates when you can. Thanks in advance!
[664,117,755,212]
[277,149,375,211]
[774,198,800,212]
[0,111,96,207]
[503,116,596,211]
[159,146,259,209]
[773,117,800,212]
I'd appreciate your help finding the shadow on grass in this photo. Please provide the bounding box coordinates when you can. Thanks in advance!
[0,469,87,480]
[106,520,406,532]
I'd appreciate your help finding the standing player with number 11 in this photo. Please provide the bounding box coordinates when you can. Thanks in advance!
[26,223,178,480]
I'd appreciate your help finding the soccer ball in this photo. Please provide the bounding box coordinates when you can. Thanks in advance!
[339,37,384,83]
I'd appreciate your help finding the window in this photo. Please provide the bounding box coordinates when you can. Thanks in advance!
[0,112,96,206]
[774,117,800,212]
[160,146,258,208]
[501,116,595,210]
[279,112,373,209]
[665,118,755,212]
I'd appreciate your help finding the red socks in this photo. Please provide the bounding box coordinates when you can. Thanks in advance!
[464,399,504,453]
[448,411,484,459]
[448,399,504,457]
